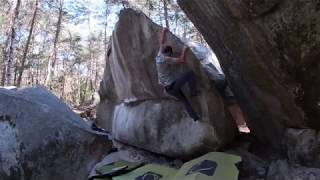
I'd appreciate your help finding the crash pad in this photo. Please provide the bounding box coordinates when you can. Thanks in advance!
[113,164,178,180]
[91,161,144,179]
[172,152,241,180]
[110,152,241,180]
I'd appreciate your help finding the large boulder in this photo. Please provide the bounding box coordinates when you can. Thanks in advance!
[187,42,236,105]
[97,9,238,159]
[178,0,320,146]
[267,160,320,180]
[228,148,269,179]
[284,128,320,168]
[0,86,111,180]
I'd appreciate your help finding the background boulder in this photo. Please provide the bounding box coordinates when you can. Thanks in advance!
[284,128,320,168]
[178,0,320,146]
[266,160,320,180]
[0,86,111,180]
[97,9,238,159]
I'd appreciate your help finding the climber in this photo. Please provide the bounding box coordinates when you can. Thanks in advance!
[155,28,200,121]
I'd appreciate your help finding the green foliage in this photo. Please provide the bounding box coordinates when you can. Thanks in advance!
[0,0,201,106]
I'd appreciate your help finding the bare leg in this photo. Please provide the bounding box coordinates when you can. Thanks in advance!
[228,104,250,133]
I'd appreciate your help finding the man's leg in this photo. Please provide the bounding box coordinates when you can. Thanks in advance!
[178,90,200,120]
[166,85,200,120]
[171,70,198,96]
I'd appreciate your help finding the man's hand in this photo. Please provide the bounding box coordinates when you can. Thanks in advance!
[162,28,168,35]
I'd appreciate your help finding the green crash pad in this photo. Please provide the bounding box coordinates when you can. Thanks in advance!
[172,152,241,180]
[113,164,178,180]
[92,160,144,180]
[93,152,241,180]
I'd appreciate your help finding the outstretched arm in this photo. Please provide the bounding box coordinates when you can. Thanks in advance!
[165,46,189,64]
[159,28,168,51]
[163,47,189,64]
[177,46,189,64]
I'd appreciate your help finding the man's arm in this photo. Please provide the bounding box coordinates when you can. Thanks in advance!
[159,28,168,51]
[177,46,189,64]
[163,56,181,64]
[162,46,189,64]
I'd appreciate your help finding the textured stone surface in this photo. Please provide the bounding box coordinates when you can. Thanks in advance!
[267,160,320,180]
[178,0,320,145]
[284,128,320,168]
[97,9,238,159]
[0,86,111,180]
[228,148,268,180]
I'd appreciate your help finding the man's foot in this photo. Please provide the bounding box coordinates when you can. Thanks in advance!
[238,123,250,133]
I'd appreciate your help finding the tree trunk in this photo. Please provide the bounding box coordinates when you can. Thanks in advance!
[4,0,21,86]
[77,69,81,105]
[158,1,163,26]
[146,0,152,17]
[163,0,170,29]
[88,42,94,93]
[45,0,64,88]
[60,57,65,99]
[174,11,178,34]
[104,6,109,61]
[36,63,39,84]
[87,12,95,100]
[104,24,107,61]
[17,0,39,87]
[1,45,6,86]
[13,60,18,84]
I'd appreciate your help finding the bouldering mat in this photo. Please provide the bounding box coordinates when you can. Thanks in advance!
[113,164,178,180]
[91,160,144,179]
[172,152,241,180]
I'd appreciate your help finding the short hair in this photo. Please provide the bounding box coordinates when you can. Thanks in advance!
[162,46,173,55]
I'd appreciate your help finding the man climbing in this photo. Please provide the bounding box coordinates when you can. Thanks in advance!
[155,28,200,121]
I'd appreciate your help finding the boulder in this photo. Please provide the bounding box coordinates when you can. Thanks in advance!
[0,86,111,180]
[284,128,320,168]
[178,0,320,146]
[97,9,238,159]
[187,42,235,102]
[267,160,320,180]
[228,148,268,180]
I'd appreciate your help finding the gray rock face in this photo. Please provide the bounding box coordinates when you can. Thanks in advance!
[97,9,238,159]
[267,160,320,180]
[284,128,320,168]
[228,148,268,180]
[0,86,111,180]
[178,0,320,146]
